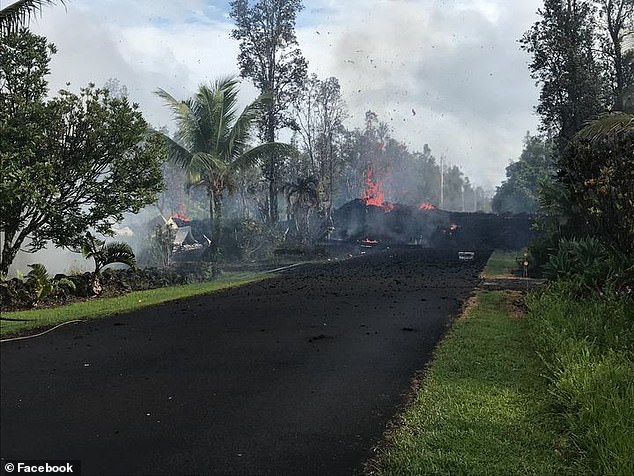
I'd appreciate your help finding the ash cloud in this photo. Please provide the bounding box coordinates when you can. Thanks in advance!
[299,0,543,187]
[28,0,546,187]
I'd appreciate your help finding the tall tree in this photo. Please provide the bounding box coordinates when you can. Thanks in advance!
[155,77,296,259]
[0,0,65,36]
[520,0,604,153]
[594,0,634,111]
[230,0,308,224]
[492,134,557,214]
[0,30,164,276]
[293,74,347,216]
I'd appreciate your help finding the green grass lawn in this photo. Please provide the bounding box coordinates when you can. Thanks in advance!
[481,250,524,279]
[1,272,270,338]
[371,290,572,475]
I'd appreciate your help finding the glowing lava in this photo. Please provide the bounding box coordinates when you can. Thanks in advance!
[360,238,379,248]
[362,168,394,212]
[417,202,436,211]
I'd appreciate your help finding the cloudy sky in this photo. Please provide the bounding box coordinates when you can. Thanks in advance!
[21,0,545,189]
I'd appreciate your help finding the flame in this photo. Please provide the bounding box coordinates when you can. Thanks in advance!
[172,206,191,222]
[362,168,394,212]
[417,202,436,211]
[360,238,379,247]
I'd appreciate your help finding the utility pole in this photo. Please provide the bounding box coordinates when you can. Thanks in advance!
[461,184,465,212]
[440,155,444,209]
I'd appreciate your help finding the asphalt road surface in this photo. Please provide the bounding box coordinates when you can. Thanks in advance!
[1,248,490,475]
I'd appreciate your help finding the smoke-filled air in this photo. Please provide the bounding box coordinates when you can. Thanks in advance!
[2,1,633,474]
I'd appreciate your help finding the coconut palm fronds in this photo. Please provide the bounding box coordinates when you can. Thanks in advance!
[575,113,634,144]
[0,0,66,36]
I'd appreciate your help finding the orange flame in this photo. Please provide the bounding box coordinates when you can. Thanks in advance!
[172,205,191,222]
[417,202,436,211]
[360,238,379,247]
[362,168,394,212]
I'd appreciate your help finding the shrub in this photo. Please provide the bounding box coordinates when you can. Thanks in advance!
[146,223,176,268]
[221,218,282,261]
[542,237,632,296]
[0,263,77,308]
[560,113,634,258]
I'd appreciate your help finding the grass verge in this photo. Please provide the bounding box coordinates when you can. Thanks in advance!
[371,290,571,475]
[0,272,270,339]
[481,250,523,279]
[526,282,634,474]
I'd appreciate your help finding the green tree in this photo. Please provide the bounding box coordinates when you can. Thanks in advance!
[492,134,556,214]
[0,0,65,36]
[155,77,296,260]
[230,0,308,224]
[593,0,634,112]
[521,0,605,152]
[559,113,634,257]
[0,30,164,276]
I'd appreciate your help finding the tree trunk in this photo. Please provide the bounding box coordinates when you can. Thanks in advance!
[213,191,223,250]
[610,26,625,112]
[265,107,279,224]
[203,184,218,262]
[269,178,279,224]
[208,185,216,239]
[0,235,19,277]
[328,131,335,218]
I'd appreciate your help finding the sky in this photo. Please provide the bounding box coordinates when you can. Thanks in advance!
[19,0,545,190]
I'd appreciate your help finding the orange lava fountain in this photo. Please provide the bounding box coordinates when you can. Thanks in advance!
[362,168,394,212]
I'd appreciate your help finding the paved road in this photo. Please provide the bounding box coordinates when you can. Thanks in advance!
[1,248,490,475]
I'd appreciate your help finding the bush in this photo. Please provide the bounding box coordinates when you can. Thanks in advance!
[560,114,634,258]
[220,218,282,261]
[1,263,219,311]
[542,237,633,296]
[0,263,77,308]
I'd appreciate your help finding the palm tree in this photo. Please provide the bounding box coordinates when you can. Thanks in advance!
[0,0,66,36]
[155,77,295,259]
[283,176,320,243]
[81,232,137,295]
